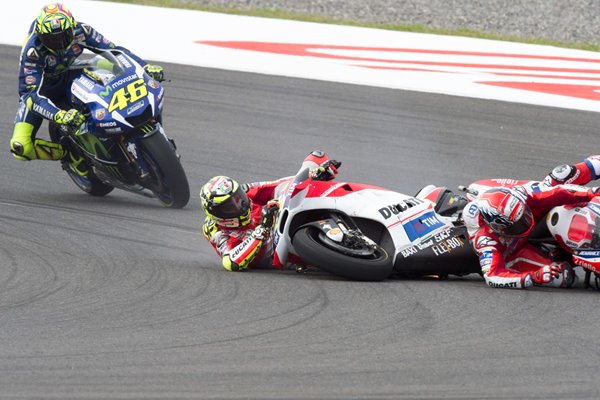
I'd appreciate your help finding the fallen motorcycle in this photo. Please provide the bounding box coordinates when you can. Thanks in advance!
[270,161,479,281]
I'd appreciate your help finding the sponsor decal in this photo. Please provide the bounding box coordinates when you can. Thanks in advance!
[488,281,518,288]
[379,198,424,219]
[431,236,465,256]
[78,77,95,91]
[46,55,57,67]
[99,121,117,128]
[127,100,145,115]
[95,109,106,120]
[25,75,36,85]
[490,178,520,186]
[401,246,418,258]
[576,250,600,257]
[71,44,82,55]
[148,79,160,89]
[586,202,600,217]
[32,103,53,119]
[402,210,445,241]
[126,142,138,158]
[116,54,132,69]
[99,85,112,98]
[23,67,36,75]
[230,236,255,262]
[476,236,497,248]
[103,127,122,133]
[466,203,478,217]
[110,74,137,89]
[74,33,85,43]
[26,48,39,61]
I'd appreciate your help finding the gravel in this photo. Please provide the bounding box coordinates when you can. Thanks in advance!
[174,0,600,45]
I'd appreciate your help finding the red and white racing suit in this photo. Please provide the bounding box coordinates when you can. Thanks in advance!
[463,181,597,288]
[202,152,331,271]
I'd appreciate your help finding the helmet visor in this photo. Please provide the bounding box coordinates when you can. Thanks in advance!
[39,27,73,52]
[505,207,534,236]
[209,186,250,220]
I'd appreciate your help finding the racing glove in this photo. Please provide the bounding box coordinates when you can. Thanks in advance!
[261,200,279,231]
[311,160,342,181]
[54,109,85,129]
[144,64,165,82]
[530,264,561,285]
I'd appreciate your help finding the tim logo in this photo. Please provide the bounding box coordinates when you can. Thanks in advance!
[402,211,445,241]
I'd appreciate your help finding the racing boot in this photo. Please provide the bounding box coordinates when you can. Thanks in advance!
[10,122,66,161]
[549,261,577,288]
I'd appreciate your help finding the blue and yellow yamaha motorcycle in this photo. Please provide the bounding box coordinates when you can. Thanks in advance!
[50,50,190,208]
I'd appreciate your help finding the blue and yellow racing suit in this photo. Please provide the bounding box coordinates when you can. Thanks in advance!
[11,20,147,161]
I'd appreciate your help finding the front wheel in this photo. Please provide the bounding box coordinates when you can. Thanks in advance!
[139,131,190,208]
[292,227,393,281]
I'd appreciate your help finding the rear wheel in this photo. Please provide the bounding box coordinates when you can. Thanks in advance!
[139,131,190,209]
[292,226,392,281]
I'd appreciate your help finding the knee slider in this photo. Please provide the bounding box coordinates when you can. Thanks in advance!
[10,139,32,161]
[547,164,577,184]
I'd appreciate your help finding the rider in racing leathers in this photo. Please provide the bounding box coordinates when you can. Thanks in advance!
[200,151,341,272]
[10,3,164,175]
[463,170,600,289]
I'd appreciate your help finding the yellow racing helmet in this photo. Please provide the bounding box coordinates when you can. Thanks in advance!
[200,176,252,228]
[35,3,76,53]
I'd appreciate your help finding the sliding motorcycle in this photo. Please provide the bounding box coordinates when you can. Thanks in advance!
[50,50,190,208]
[270,161,479,281]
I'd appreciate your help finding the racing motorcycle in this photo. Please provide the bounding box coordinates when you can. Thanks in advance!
[49,50,190,208]
[462,179,600,289]
[270,163,479,281]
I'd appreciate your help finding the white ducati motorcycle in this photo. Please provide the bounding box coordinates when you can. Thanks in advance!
[269,160,479,281]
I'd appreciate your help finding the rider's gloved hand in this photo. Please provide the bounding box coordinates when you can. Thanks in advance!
[311,160,342,181]
[144,64,164,82]
[530,264,561,285]
[261,200,279,231]
[54,109,85,129]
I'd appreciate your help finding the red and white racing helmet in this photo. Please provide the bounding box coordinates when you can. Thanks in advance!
[476,187,534,237]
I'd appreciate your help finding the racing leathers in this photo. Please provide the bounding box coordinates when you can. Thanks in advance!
[464,182,598,288]
[11,20,149,161]
[202,151,340,272]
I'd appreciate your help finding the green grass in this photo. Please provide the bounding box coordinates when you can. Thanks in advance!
[102,0,600,52]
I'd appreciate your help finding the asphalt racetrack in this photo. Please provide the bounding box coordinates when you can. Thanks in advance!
[1,43,600,399]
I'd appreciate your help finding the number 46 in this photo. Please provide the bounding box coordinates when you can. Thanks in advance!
[108,78,148,112]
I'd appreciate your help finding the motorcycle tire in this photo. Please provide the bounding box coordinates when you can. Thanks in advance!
[139,131,190,209]
[292,226,393,281]
[63,162,114,197]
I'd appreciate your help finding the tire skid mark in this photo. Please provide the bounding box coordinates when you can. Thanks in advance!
[0,199,197,234]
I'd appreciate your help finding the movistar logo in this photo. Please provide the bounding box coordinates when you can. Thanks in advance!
[100,85,112,98]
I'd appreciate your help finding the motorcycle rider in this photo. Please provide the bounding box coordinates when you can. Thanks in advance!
[10,3,164,176]
[200,151,341,272]
[463,182,600,289]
